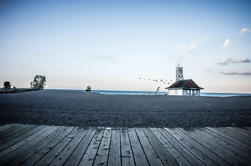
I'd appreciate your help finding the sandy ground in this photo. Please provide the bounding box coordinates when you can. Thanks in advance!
[0,90,251,128]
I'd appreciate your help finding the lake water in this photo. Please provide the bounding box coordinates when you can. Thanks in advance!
[92,90,251,97]
[1,88,251,97]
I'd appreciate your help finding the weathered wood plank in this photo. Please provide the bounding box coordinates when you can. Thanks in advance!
[0,124,31,144]
[205,127,251,152]
[78,128,104,166]
[0,124,17,132]
[245,128,251,137]
[0,125,39,150]
[120,129,135,166]
[108,129,121,166]
[186,128,248,165]
[1,124,251,166]
[245,127,251,132]
[176,128,232,166]
[227,127,251,139]
[49,128,88,166]
[135,128,163,166]
[0,125,47,158]
[93,128,112,166]
[143,128,178,166]
[215,127,251,145]
[0,124,10,131]
[128,128,149,166]
[0,125,59,165]
[200,128,251,163]
[165,128,218,166]
[35,127,79,166]
[64,128,96,166]
[150,128,191,166]
[0,124,20,136]
[20,126,74,166]
[0,125,38,150]
[13,127,65,166]
[159,128,205,165]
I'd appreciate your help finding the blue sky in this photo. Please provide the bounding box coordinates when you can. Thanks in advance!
[1,0,251,92]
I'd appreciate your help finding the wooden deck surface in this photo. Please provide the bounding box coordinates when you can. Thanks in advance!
[0,124,250,166]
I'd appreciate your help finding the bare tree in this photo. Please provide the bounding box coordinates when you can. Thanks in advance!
[31,75,46,89]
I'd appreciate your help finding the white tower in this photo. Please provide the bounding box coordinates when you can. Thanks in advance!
[176,65,184,81]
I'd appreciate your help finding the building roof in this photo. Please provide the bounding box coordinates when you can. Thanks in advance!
[166,79,203,89]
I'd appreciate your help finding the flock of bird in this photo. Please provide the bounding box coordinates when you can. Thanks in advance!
[138,77,172,85]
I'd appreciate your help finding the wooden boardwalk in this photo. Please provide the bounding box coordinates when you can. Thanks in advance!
[0,124,250,166]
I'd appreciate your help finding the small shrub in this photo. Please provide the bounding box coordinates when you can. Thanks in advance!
[86,85,92,92]
[3,81,11,89]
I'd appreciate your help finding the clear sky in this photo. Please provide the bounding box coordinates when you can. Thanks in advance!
[1,0,251,92]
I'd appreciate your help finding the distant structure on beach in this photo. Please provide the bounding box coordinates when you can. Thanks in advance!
[167,65,203,96]
[176,65,184,81]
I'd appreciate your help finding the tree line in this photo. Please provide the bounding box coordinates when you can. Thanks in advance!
[2,75,46,92]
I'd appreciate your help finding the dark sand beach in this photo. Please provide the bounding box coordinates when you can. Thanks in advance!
[0,90,251,128]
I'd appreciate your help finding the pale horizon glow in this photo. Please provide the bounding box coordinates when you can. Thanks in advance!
[1,0,251,93]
